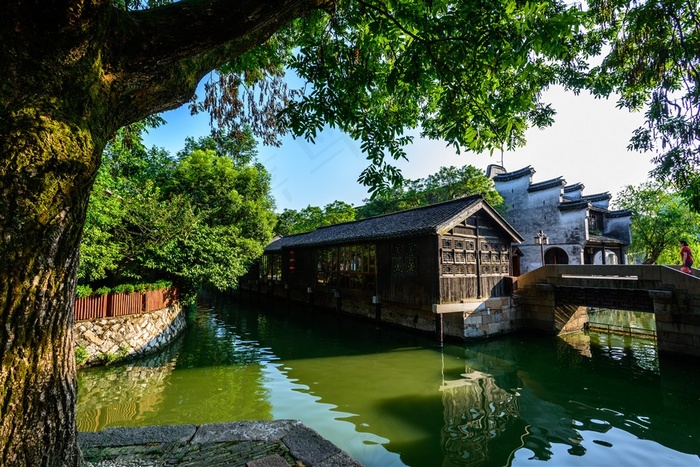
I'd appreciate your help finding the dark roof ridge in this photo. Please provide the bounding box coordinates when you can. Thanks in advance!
[607,209,633,218]
[528,177,566,193]
[492,166,535,182]
[582,192,611,202]
[564,182,584,192]
[559,199,590,211]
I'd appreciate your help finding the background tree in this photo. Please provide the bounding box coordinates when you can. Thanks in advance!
[357,165,503,218]
[613,182,700,264]
[275,165,501,234]
[80,129,276,295]
[276,200,356,235]
[587,0,700,210]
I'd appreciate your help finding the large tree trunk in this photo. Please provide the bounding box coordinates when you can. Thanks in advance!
[0,0,331,465]
[0,113,101,465]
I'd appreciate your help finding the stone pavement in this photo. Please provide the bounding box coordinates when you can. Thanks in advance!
[78,420,363,466]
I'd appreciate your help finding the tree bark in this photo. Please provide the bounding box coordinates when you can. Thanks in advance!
[0,0,331,464]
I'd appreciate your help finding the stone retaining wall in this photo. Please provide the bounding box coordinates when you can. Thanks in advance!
[74,304,186,366]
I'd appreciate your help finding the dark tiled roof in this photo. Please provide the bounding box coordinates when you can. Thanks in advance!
[492,166,535,182]
[528,177,565,193]
[266,195,522,251]
[588,235,627,245]
[582,192,611,203]
[559,200,590,211]
[564,182,584,193]
[606,209,633,218]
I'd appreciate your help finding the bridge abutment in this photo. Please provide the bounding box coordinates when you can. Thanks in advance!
[651,289,700,357]
[517,283,589,335]
[515,265,700,359]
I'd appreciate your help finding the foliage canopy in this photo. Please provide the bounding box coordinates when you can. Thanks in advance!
[613,182,700,264]
[80,127,276,293]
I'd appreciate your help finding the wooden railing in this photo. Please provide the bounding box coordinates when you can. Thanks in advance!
[74,287,179,321]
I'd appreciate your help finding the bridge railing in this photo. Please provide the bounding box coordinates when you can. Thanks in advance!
[514,264,697,292]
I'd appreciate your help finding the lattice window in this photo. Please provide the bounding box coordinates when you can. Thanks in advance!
[330,244,377,290]
[466,241,475,250]
[455,240,464,249]
[455,252,466,263]
[406,242,417,256]
[442,264,454,274]
[406,255,417,274]
[442,239,452,249]
[466,253,477,263]
[442,251,454,263]
[392,242,418,277]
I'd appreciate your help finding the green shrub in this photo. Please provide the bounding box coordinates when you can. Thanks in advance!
[75,285,93,298]
[75,345,89,366]
[95,286,111,296]
[113,283,135,294]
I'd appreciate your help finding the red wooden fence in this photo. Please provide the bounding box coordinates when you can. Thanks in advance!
[74,287,178,321]
[74,295,108,320]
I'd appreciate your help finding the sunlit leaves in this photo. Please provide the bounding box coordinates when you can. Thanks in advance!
[79,127,276,291]
[587,0,700,209]
[613,181,700,263]
[198,0,586,196]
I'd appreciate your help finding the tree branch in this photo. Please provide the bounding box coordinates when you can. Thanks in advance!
[107,0,333,123]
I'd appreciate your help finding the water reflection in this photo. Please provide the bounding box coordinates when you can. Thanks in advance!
[78,299,700,467]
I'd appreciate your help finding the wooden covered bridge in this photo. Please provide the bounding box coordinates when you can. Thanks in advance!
[246,195,524,340]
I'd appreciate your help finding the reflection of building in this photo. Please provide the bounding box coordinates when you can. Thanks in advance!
[488,165,632,274]
[440,369,519,466]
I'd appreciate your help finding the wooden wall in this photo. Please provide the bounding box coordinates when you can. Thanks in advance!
[438,212,512,303]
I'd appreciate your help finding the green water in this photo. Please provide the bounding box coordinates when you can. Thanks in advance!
[77,298,700,467]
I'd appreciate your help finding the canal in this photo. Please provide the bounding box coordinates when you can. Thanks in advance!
[77,296,700,466]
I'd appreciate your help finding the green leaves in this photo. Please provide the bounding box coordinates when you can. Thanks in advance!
[276,201,356,235]
[198,0,586,195]
[613,181,700,264]
[587,0,700,209]
[79,126,276,292]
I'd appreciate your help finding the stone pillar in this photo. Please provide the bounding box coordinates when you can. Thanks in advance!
[519,283,557,332]
[651,289,700,357]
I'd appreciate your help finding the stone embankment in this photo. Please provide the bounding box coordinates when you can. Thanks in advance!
[79,420,363,466]
[74,304,186,366]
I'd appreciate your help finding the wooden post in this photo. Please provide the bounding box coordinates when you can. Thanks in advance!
[373,295,381,322]
[435,313,444,347]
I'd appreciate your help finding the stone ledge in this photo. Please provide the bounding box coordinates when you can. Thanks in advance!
[78,421,363,467]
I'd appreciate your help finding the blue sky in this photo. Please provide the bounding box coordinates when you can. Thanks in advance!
[143,83,653,213]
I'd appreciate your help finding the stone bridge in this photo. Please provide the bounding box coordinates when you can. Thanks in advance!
[514,264,700,357]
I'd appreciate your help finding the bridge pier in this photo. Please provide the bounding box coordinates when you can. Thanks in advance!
[518,283,589,335]
[651,289,700,358]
